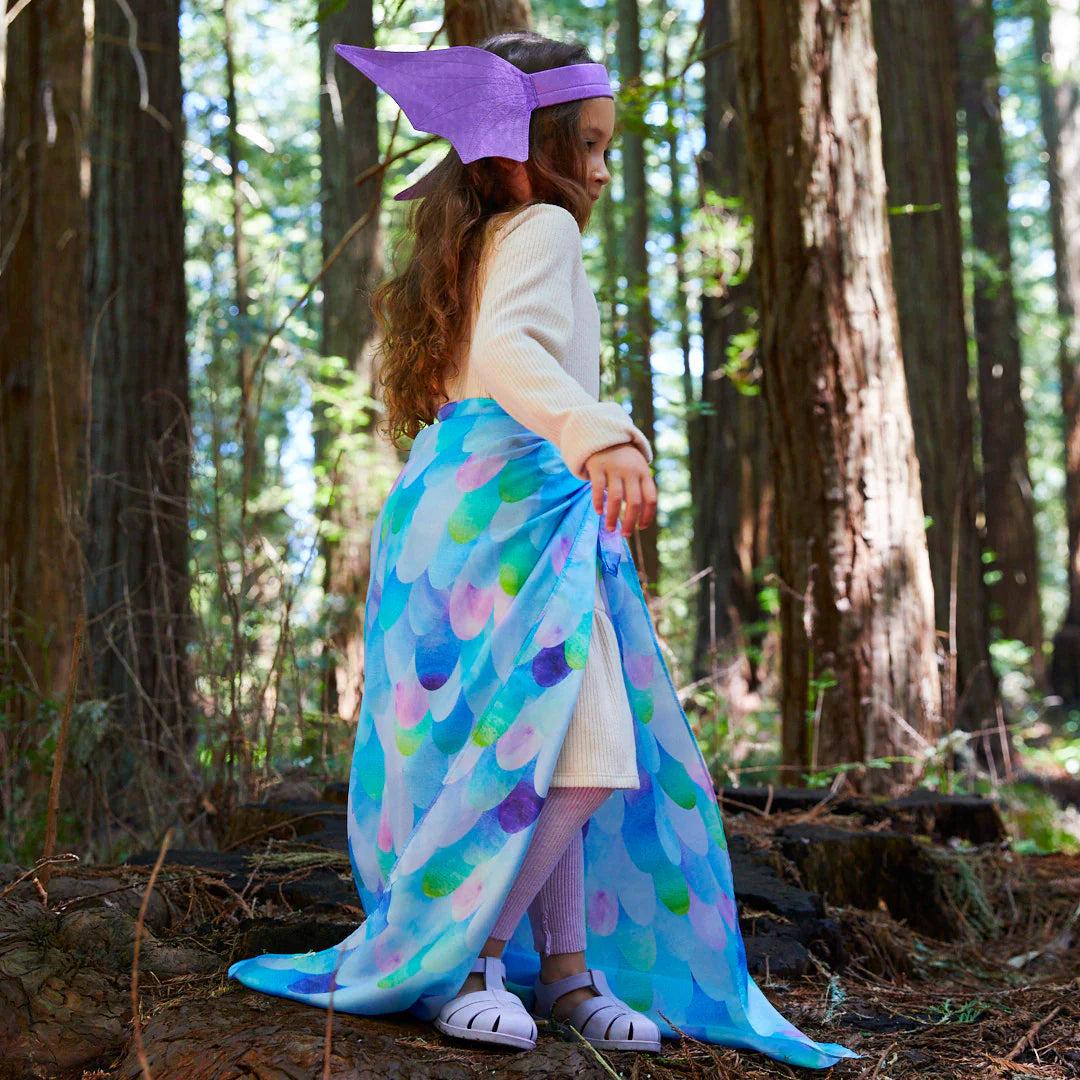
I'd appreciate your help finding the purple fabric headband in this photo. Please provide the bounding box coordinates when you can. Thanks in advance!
[333,45,613,200]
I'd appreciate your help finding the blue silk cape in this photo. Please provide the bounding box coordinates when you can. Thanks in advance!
[229,399,858,1069]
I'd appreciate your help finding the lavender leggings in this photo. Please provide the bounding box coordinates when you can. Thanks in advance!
[490,786,612,955]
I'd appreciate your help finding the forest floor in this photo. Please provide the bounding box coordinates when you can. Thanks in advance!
[2,786,1079,1080]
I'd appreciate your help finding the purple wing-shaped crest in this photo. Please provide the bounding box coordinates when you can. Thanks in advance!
[334,45,536,163]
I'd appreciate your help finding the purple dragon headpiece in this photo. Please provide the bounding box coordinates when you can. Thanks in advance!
[334,44,613,200]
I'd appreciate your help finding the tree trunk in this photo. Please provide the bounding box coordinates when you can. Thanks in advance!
[84,0,191,820]
[695,0,770,681]
[444,0,531,44]
[660,20,692,422]
[221,0,257,520]
[870,0,1004,751]
[1036,0,1080,701]
[615,0,659,587]
[0,2,7,148]
[216,0,258,794]
[316,0,387,724]
[0,0,87,823]
[598,146,623,395]
[737,0,942,794]
[956,0,1043,659]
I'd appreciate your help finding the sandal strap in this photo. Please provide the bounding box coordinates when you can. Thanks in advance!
[441,957,531,1021]
[470,955,506,988]
[532,968,597,1017]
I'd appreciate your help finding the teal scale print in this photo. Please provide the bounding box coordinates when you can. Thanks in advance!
[229,398,859,1069]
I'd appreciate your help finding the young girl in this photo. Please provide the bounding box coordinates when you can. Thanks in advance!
[230,32,857,1069]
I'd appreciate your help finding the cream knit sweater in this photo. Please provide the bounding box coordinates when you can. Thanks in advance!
[443,202,652,478]
[442,202,647,789]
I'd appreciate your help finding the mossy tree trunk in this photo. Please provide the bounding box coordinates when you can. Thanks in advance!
[956,0,1043,661]
[695,0,771,681]
[615,0,659,587]
[737,0,942,793]
[316,0,389,725]
[0,0,88,833]
[871,0,1005,757]
[1035,1,1080,702]
[84,0,192,823]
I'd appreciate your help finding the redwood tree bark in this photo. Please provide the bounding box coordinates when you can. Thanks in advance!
[317,0,387,723]
[695,0,770,680]
[0,0,87,804]
[956,0,1043,658]
[0,4,7,147]
[738,0,942,793]
[616,0,659,587]
[871,0,1002,741]
[444,0,531,44]
[84,0,191,803]
[1035,0,1080,700]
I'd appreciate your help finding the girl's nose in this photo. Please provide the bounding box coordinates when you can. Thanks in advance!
[593,159,611,187]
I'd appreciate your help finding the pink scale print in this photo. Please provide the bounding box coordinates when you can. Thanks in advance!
[625,650,655,690]
[449,580,494,640]
[394,674,428,728]
[587,888,619,936]
[456,452,505,491]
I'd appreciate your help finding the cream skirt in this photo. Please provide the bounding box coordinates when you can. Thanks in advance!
[550,571,640,789]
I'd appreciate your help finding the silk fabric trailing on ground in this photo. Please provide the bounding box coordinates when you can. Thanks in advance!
[228,398,858,1069]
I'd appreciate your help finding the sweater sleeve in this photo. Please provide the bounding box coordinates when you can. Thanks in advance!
[469,204,652,479]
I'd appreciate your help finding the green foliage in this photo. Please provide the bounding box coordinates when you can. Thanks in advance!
[0,674,113,861]
[927,998,992,1025]
[166,0,1080,863]
[183,0,331,801]
[996,783,1080,854]
[696,192,754,299]
[685,680,786,788]
[802,757,914,790]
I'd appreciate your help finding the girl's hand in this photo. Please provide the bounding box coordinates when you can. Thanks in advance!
[584,443,658,537]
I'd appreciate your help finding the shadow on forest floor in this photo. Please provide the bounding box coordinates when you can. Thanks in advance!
[2,784,1079,1079]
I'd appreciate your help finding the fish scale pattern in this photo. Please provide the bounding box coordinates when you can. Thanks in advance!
[228,398,858,1069]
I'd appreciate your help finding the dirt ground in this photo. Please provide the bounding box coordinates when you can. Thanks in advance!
[2,801,1078,1080]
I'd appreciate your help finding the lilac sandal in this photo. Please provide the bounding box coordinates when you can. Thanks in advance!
[532,968,662,1052]
[434,956,538,1050]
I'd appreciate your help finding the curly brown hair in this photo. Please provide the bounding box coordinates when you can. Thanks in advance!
[372,32,599,443]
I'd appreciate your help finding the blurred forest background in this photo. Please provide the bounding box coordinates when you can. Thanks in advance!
[2,0,1080,868]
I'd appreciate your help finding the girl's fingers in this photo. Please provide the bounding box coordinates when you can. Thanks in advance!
[605,475,624,532]
[641,470,658,528]
[585,447,657,534]
[591,469,606,516]
[621,474,643,537]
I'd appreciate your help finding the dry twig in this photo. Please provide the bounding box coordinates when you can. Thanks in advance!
[131,828,173,1080]
[859,1041,895,1079]
[1004,1003,1063,1062]
[566,1022,622,1080]
[0,853,79,900]
[323,983,334,1080]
